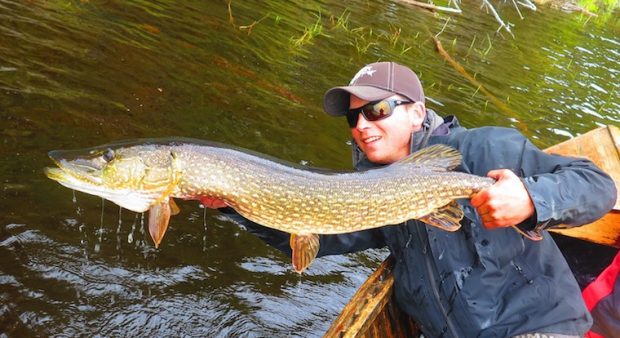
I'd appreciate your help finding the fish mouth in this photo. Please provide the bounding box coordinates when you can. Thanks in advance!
[44,150,154,212]
[45,150,104,186]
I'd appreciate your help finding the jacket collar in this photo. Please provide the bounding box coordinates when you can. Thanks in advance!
[352,109,459,170]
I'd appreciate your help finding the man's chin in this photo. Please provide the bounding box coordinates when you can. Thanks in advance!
[365,152,390,164]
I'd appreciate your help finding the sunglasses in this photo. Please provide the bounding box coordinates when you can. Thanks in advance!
[346,99,412,128]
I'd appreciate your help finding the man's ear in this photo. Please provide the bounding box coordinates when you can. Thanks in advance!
[407,101,426,129]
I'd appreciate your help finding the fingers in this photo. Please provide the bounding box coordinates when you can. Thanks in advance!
[471,169,535,230]
[471,169,513,208]
[470,189,489,208]
[486,169,512,181]
[475,196,505,229]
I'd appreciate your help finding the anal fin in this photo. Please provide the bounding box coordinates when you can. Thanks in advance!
[419,201,463,232]
[290,234,320,274]
[148,199,172,248]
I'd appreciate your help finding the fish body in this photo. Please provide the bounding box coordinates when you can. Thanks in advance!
[45,138,494,272]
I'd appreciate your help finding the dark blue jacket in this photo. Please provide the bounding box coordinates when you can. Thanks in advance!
[224,118,617,337]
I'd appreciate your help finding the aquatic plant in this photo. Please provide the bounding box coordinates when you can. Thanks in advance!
[290,13,324,47]
[387,25,402,46]
[577,0,619,20]
[349,27,378,54]
[330,10,351,31]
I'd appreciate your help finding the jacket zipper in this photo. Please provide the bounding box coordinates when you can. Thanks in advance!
[416,223,459,337]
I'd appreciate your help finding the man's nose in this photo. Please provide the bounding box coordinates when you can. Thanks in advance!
[355,113,371,129]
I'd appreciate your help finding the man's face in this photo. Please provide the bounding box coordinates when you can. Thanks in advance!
[349,94,423,164]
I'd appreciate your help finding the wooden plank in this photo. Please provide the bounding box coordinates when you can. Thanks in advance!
[549,212,620,247]
[324,255,420,338]
[545,125,620,248]
[543,125,620,210]
[323,256,410,338]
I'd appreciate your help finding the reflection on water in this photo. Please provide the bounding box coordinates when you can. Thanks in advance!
[1,218,383,337]
[0,0,618,336]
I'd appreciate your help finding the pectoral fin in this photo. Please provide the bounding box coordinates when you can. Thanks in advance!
[169,198,181,215]
[419,201,463,231]
[290,233,320,274]
[148,199,172,248]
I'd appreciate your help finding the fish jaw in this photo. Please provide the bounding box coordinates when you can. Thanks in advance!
[44,148,167,213]
[45,142,185,248]
[45,166,157,212]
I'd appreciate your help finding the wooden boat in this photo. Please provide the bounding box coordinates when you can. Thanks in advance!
[324,125,620,338]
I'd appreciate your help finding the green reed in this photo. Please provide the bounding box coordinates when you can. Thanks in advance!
[291,13,324,47]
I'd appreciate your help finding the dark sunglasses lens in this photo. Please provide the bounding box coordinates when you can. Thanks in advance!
[363,101,390,121]
[346,110,359,128]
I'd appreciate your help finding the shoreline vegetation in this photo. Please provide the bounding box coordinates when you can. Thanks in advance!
[227,0,617,44]
[395,0,617,34]
[224,0,616,117]
[539,0,620,17]
[222,0,617,138]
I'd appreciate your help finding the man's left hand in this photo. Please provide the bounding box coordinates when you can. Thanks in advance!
[470,169,535,229]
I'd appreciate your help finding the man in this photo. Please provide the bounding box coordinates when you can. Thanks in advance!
[208,61,617,337]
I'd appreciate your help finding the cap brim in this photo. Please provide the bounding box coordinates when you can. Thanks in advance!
[323,86,394,116]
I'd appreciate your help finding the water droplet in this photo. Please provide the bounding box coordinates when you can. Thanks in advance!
[203,207,207,230]
[128,213,138,244]
[116,207,123,234]
[100,198,105,227]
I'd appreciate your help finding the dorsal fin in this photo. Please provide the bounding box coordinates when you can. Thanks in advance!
[394,144,461,171]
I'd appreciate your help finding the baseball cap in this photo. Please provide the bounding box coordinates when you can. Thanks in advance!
[323,61,425,116]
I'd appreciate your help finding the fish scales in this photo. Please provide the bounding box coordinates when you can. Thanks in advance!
[45,141,493,234]
[173,144,492,235]
[45,139,495,272]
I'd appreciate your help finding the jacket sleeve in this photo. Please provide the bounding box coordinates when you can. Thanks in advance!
[219,207,386,257]
[461,127,617,232]
[520,145,616,230]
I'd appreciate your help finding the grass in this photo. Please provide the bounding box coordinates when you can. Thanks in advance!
[578,0,620,13]
[331,10,350,31]
[288,7,419,55]
[290,13,324,47]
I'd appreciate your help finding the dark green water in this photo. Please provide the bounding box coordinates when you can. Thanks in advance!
[0,1,618,336]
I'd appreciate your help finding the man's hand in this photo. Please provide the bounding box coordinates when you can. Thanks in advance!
[200,197,228,209]
[470,169,535,229]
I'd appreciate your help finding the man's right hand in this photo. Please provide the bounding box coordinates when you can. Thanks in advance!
[470,169,535,229]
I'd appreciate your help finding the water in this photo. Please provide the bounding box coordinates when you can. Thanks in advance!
[0,0,618,336]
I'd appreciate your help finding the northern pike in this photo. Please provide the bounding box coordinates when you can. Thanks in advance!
[45,138,494,272]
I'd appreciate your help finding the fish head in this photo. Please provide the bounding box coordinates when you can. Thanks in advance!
[45,141,178,213]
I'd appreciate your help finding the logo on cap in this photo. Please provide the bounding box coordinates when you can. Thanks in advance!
[349,66,376,85]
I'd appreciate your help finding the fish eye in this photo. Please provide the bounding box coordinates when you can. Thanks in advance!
[102,148,115,162]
